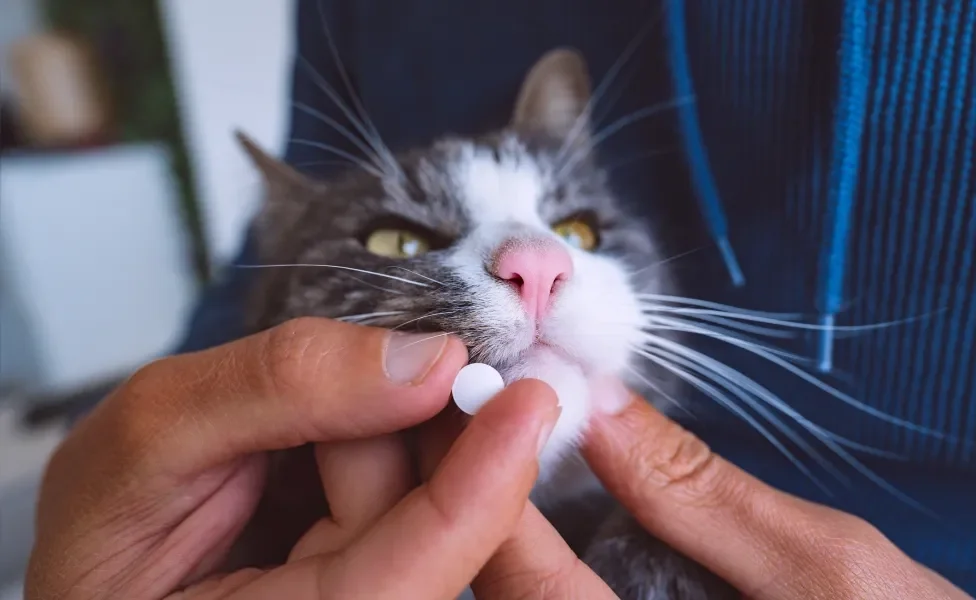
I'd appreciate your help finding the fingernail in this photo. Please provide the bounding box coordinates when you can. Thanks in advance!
[536,407,562,456]
[594,376,633,415]
[384,332,449,385]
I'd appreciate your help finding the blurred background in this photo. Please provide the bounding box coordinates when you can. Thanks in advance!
[0,0,296,595]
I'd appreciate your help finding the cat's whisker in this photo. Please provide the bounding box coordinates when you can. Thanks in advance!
[623,365,696,419]
[637,317,954,440]
[663,313,797,339]
[644,316,811,363]
[343,316,399,325]
[637,339,906,460]
[638,293,808,320]
[234,263,431,287]
[292,102,390,174]
[292,159,360,171]
[344,276,405,296]
[288,139,386,179]
[635,339,929,512]
[640,301,801,340]
[390,331,457,352]
[633,344,832,493]
[555,11,665,167]
[557,96,696,181]
[643,306,820,333]
[588,95,695,149]
[644,305,938,334]
[292,80,405,200]
[296,51,399,181]
[313,1,403,179]
[387,267,447,288]
[629,246,706,279]
[640,348,931,513]
[293,58,391,175]
[389,311,454,332]
[338,310,406,323]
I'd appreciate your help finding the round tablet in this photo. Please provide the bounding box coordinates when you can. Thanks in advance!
[452,363,505,415]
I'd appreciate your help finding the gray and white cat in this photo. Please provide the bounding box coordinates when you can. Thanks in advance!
[238,49,737,599]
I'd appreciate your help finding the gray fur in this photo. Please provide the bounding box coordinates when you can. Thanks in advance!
[583,507,740,600]
[243,130,660,372]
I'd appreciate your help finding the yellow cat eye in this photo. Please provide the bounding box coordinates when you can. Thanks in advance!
[364,229,431,258]
[552,218,598,251]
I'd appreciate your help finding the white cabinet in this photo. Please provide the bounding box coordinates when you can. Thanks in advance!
[0,143,197,395]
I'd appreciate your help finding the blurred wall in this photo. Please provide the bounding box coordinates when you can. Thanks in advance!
[0,249,42,391]
[0,0,42,391]
[160,0,296,266]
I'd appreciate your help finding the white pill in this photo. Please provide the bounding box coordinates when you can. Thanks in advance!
[452,363,505,415]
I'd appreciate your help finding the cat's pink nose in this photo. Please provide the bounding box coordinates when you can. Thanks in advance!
[493,238,574,320]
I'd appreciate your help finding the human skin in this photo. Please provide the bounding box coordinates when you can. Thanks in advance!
[573,396,971,600]
[24,318,970,599]
[25,319,565,600]
[409,388,970,600]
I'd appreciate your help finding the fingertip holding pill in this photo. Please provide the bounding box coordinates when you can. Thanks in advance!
[451,363,505,415]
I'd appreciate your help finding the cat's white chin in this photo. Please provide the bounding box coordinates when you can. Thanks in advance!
[500,345,605,480]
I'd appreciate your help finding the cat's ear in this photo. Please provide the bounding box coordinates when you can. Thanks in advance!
[512,48,592,141]
[235,130,316,195]
[235,131,321,259]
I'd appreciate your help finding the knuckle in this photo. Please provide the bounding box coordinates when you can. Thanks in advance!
[121,356,172,399]
[831,513,884,543]
[802,510,883,551]
[625,422,738,509]
[106,358,179,458]
[261,317,336,396]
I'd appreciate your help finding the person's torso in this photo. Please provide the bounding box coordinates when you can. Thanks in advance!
[276,0,976,588]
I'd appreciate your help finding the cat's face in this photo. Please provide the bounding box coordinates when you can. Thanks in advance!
[242,49,673,472]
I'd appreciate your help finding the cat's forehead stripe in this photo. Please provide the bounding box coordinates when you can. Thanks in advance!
[450,143,549,228]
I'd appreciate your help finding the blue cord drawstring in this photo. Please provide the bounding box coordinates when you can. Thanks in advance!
[816,0,870,372]
[666,0,869,372]
[665,0,745,288]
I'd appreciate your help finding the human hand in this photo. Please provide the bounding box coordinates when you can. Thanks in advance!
[581,395,973,600]
[25,318,562,600]
[407,402,617,600]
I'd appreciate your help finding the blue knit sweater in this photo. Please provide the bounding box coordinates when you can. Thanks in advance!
[178,0,976,591]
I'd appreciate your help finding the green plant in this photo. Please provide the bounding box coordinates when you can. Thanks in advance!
[44,0,210,281]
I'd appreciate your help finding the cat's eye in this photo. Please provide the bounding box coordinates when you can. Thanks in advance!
[365,229,431,258]
[552,218,598,251]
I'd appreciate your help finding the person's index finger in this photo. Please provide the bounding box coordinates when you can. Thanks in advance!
[582,398,818,597]
[102,318,468,473]
[583,398,856,598]
[582,400,946,600]
[320,379,560,600]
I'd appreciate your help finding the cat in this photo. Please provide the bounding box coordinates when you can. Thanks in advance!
[236,48,738,599]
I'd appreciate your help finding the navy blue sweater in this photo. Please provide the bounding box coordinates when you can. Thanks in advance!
[178,0,976,591]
